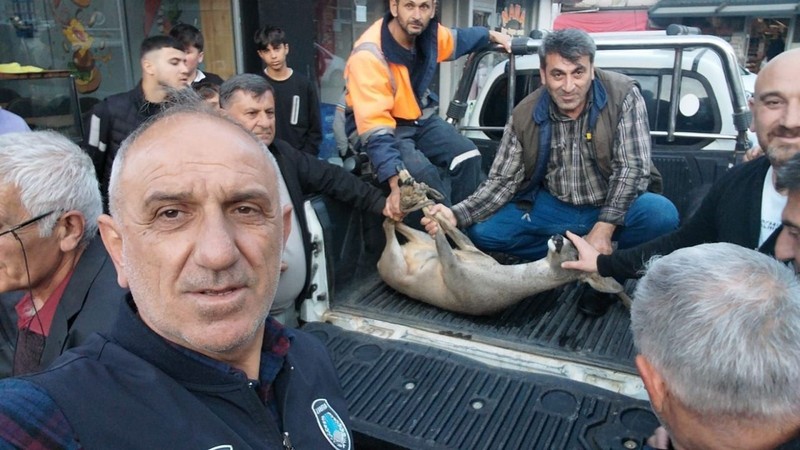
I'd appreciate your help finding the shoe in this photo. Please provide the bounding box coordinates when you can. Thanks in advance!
[577,287,617,317]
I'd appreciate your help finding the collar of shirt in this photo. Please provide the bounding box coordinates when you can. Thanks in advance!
[382,18,418,69]
[166,317,293,389]
[193,70,206,83]
[15,269,75,336]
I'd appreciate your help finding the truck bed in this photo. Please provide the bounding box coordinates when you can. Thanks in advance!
[331,270,638,375]
[314,197,649,448]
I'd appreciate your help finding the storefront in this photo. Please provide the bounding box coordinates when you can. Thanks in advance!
[0,0,547,154]
[0,0,236,102]
[648,0,799,71]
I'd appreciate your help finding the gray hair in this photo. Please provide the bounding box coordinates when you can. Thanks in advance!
[538,28,596,69]
[219,73,274,110]
[631,242,800,420]
[776,151,800,192]
[0,130,101,246]
[107,89,275,219]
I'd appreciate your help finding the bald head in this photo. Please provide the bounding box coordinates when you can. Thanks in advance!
[750,48,800,152]
[755,47,800,92]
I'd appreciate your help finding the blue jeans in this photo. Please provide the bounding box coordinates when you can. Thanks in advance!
[466,190,679,261]
[395,115,483,206]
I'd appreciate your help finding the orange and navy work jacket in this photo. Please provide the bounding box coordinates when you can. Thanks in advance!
[344,12,491,182]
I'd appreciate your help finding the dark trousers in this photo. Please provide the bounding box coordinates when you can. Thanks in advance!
[394,115,483,206]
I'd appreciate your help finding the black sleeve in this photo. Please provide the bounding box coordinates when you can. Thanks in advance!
[597,179,725,279]
[82,100,111,184]
[282,142,385,216]
[301,79,323,156]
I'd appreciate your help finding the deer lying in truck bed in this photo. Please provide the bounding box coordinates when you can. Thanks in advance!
[377,171,627,316]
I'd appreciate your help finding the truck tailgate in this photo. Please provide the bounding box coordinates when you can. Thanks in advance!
[304,321,657,449]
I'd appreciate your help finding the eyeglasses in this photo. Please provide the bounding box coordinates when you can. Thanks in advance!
[0,210,56,239]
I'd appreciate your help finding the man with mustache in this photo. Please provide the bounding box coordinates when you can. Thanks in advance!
[0,99,353,448]
[562,48,800,280]
[424,28,676,313]
[344,0,511,219]
[220,74,396,327]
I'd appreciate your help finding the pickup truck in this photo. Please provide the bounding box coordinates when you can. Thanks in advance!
[301,32,752,449]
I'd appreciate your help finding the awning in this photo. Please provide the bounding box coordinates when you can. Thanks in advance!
[649,0,800,18]
[554,10,651,32]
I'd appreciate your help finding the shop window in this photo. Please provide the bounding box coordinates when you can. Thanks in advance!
[0,0,235,113]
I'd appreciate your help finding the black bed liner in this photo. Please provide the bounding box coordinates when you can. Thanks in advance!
[303,321,657,450]
[330,271,638,374]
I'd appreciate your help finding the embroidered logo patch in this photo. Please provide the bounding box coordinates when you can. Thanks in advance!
[312,398,351,450]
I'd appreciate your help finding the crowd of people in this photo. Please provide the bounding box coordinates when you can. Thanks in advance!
[0,0,799,448]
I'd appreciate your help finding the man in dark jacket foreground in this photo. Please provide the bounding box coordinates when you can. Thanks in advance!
[0,130,126,379]
[0,101,353,449]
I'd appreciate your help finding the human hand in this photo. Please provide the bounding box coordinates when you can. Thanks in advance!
[385,176,403,220]
[560,231,600,273]
[488,30,512,53]
[382,197,404,221]
[646,426,671,449]
[743,145,763,162]
[421,203,456,236]
[585,222,616,255]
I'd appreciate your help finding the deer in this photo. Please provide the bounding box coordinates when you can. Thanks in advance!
[377,170,628,316]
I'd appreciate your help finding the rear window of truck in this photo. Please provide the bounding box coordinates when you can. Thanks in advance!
[478,69,721,149]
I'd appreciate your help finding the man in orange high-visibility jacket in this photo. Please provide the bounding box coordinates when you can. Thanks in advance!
[345,0,510,218]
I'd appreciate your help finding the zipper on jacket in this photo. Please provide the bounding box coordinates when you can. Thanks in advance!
[283,431,294,450]
[281,364,295,449]
[244,379,284,446]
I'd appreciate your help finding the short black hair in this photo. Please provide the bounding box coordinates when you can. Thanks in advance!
[776,152,800,192]
[254,26,287,51]
[169,23,205,52]
[140,35,184,58]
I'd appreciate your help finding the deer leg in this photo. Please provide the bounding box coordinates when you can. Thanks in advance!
[394,220,435,245]
[433,226,460,271]
[379,219,408,273]
[422,206,483,253]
